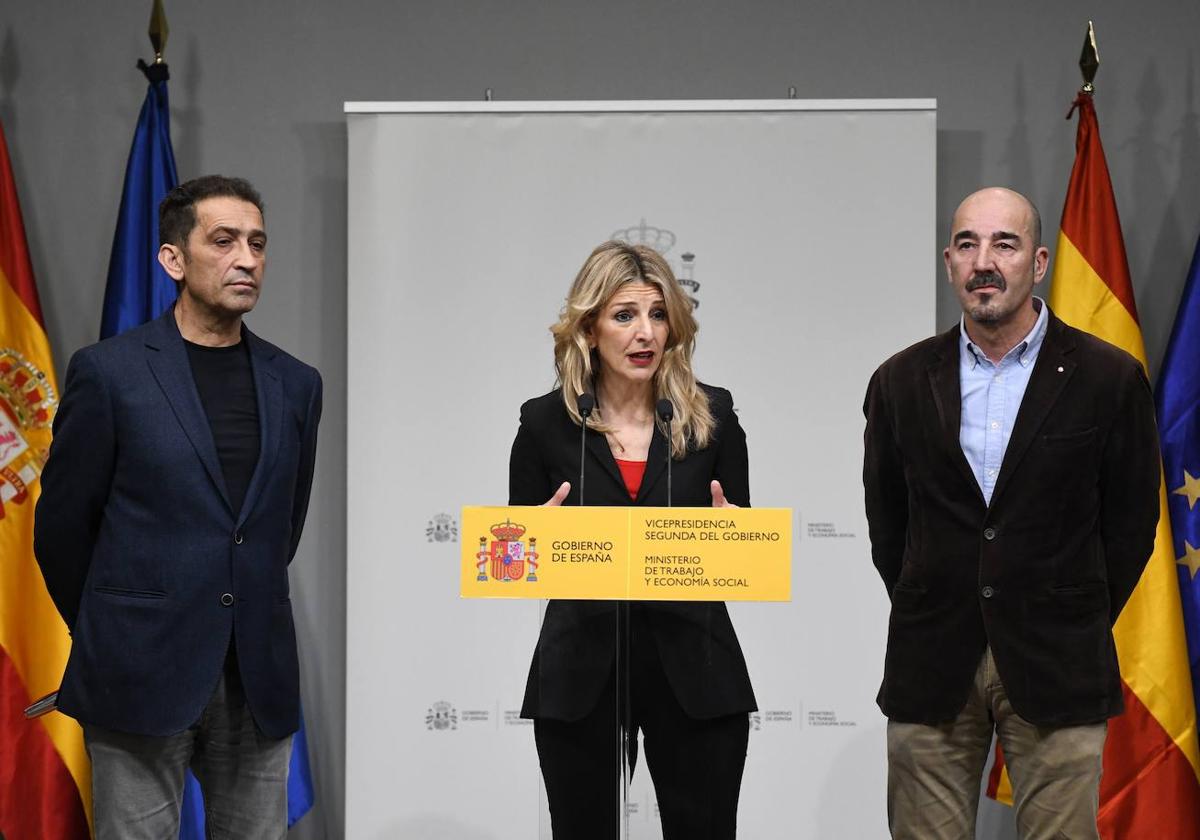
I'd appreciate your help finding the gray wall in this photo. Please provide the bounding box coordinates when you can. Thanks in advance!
[6,2,1199,837]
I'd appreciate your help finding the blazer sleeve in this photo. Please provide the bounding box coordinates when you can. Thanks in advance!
[710,388,750,507]
[509,399,552,506]
[288,368,324,562]
[863,365,909,596]
[1099,360,1161,622]
[33,348,117,630]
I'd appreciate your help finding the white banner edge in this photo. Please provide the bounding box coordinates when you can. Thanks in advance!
[343,98,938,114]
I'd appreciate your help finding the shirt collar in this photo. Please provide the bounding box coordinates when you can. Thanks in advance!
[960,296,1048,370]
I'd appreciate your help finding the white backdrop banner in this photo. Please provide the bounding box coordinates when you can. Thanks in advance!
[345,100,936,839]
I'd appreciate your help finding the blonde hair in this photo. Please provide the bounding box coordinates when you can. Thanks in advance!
[552,241,713,458]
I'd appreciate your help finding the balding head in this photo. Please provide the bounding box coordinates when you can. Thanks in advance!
[951,188,1041,248]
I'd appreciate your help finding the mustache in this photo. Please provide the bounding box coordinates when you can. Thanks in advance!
[965,272,1006,293]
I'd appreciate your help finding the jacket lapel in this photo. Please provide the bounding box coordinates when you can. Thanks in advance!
[927,326,985,506]
[582,409,670,503]
[237,329,283,525]
[636,423,669,504]
[989,316,1077,508]
[583,425,626,495]
[144,309,233,513]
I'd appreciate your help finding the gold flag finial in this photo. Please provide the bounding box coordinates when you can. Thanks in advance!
[1079,21,1099,93]
[149,0,169,64]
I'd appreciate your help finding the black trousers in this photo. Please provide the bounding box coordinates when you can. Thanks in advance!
[533,609,750,840]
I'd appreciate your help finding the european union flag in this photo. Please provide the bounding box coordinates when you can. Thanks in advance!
[286,709,317,826]
[102,60,316,837]
[1158,232,1200,722]
[100,60,178,340]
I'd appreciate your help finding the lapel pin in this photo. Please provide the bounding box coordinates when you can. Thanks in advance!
[1057,366,1064,373]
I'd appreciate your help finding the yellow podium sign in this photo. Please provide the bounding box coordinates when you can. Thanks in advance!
[461,506,792,602]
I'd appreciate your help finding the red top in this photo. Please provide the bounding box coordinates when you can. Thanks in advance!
[614,458,647,501]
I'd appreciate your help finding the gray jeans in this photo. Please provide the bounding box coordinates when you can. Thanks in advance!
[84,658,292,840]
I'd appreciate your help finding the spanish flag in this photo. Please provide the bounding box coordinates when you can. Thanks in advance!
[986,90,1200,836]
[0,121,90,835]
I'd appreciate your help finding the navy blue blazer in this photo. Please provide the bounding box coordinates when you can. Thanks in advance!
[34,309,322,738]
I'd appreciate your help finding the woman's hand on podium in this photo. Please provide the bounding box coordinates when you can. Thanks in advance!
[711,480,739,508]
[544,481,571,506]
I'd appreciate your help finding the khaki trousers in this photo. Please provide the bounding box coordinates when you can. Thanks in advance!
[887,648,1106,840]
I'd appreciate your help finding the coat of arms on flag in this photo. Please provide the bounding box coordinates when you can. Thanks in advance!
[0,349,56,516]
[475,519,539,582]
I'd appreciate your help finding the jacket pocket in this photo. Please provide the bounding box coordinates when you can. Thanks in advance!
[1050,581,1106,594]
[1047,581,1109,619]
[889,580,927,607]
[92,585,167,600]
[1040,427,1097,449]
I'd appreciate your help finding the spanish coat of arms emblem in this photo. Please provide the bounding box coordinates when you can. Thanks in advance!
[475,519,539,583]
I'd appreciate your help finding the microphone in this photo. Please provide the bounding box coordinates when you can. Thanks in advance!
[656,399,674,507]
[578,392,595,418]
[576,393,595,505]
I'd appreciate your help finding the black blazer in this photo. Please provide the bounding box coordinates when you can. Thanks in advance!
[863,310,1160,727]
[511,384,757,722]
[34,309,322,738]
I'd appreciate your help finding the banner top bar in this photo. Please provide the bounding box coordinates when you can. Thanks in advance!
[344,98,936,115]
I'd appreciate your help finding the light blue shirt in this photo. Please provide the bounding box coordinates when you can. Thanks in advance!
[959,297,1049,505]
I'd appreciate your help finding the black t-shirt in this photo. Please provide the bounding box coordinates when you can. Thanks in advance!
[184,339,261,517]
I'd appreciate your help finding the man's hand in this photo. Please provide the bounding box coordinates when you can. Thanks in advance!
[544,482,571,506]
[711,480,739,508]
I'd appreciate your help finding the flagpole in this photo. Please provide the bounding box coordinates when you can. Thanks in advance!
[149,0,168,64]
[98,0,178,340]
[1079,21,1098,93]
[1066,21,1099,119]
[137,0,170,85]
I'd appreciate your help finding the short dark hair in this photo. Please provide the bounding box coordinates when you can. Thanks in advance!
[158,175,264,250]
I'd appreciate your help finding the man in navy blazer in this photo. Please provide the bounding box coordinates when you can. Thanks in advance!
[35,175,322,839]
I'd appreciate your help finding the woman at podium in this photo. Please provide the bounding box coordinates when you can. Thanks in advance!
[509,240,757,839]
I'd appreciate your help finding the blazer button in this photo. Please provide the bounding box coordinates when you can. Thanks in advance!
[234,531,244,545]
[981,586,995,599]
[220,593,234,606]
[983,527,997,541]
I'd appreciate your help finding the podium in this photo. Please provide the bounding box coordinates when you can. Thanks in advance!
[461,506,792,602]
[463,506,791,837]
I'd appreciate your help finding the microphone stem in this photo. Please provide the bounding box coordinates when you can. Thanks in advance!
[666,424,672,507]
[579,418,587,505]
[655,399,675,508]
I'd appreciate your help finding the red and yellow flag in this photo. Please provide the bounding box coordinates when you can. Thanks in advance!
[987,90,1200,836]
[0,120,90,835]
